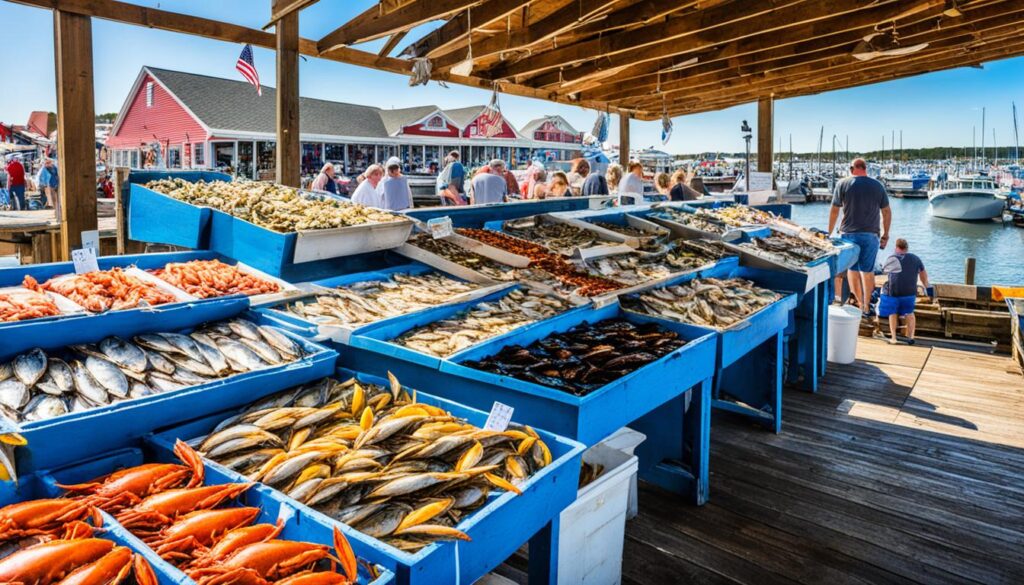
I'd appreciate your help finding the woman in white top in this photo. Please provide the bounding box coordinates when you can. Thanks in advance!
[350,164,385,208]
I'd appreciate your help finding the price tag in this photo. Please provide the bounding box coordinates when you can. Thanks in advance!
[80,230,100,253]
[483,401,514,432]
[427,216,454,239]
[71,247,99,275]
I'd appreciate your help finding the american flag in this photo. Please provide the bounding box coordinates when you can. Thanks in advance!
[236,44,262,96]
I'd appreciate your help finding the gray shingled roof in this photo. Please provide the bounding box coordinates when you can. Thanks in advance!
[148,67,389,138]
[378,105,441,136]
[442,106,486,128]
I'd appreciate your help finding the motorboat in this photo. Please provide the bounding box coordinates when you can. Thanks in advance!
[927,176,1006,220]
[884,170,931,198]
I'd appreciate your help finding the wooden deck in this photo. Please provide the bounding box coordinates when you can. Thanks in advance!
[622,338,1024,584]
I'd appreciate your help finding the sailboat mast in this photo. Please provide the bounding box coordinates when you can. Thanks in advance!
[1013,102,1020,165]
[981,107,986,167]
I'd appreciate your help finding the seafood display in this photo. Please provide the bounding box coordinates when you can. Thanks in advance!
[198,375,549,552]
[0,504,157,585]
[282,272,479,327]
[738,232,832,270]
[588,221,658,239]
[146,178,402,233]
[406,235,519,281]
[694,204,779,227]
[623,278,781,328]
[62,441,365,584]
[654,207,728,234]
[501,218,618,255]
[394,288,570,357]
[457,229,624,296]
[29,270,177,313]
[0,288,62,322]
[0,318,307,424]
[663,240,734,272]
[151,259,281,299]
[586,254,676,286]
[462,319,686,396]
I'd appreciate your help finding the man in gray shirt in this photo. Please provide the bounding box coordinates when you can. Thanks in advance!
[828,158,892,317]
[470,159,508,205]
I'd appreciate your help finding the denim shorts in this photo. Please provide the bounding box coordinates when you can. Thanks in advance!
[842,232,880,272]
[879,294,916,317]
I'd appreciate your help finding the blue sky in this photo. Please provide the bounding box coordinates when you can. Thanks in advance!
[2,0,1023,154]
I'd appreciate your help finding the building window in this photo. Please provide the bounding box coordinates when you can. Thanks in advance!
[258,141,277,178]
[324,143,346,171]
[212,142,235,172]
[300,142,321,176]
[168,146,182,169]
[193,143,205,167]
[130,150,140,168]
[146,82,154,107]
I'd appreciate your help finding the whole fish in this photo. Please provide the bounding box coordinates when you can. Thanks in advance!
[71,360,110,406]
[13,349,46,387]
[22,394,68,422]
[215,339,267,372]
[157,332,204,362]
[227,319,262,341]
[0,379,29,412]
[98,337,148,373]
[85,356,129,398]
[46,358,74,392]
[0,362,11,382]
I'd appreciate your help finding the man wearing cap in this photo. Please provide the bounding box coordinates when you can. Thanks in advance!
[380,156,412,211]
[828,158,892,318]
[470,159,508,205]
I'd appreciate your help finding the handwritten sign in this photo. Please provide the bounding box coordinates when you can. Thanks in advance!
[483,401,514,432]
[427,216,454,239]
[747,171,774,192]
[71,247,99,275]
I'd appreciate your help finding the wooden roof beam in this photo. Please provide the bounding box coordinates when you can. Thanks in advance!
[578,0,1024,100]
[531,0,946,86]
[431,0,622,69]
[400,0,532,58]
[317,0,480,53]
[378,31,407,56]
[266,0,319,27]
[595,8,1024,104]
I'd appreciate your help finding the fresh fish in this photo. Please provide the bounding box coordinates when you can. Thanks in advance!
[133,333,177,354]
[215,339,267,372]
[228,319,262,341]
[98,337,148,373]
[143,349,175,375]
[13,349,46,387]
[157,332,204,362]
[22,394,68,422]
[85,356,129,398]
[353,504,411,538]
[257,325,302,358]
[166,367,208,385]
[0,379,29,411]
[192,339,229,375]
[199,424,283,454]
[71,360,109,406]
[238,336,282,365]
[35,376,65,396]
[129,382,154,399]
[46,358,74,392]
[0,362,12,382]
[165,354,218,378]
[148,374,186,393]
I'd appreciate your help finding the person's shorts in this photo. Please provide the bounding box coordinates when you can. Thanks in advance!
[842,232,880,272]
[879,294,916,317]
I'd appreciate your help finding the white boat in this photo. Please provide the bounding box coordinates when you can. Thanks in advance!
[927,176,1006,221]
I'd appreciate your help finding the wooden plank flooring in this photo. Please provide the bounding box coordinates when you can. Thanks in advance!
[622,338,1024,585]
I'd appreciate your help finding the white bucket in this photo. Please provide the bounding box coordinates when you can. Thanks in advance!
[557,443,638,585]
[827,305,862,364]
[600,427,646,520]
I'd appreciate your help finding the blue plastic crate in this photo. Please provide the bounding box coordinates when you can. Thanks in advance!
[146,371,585,585]
[126,171,230,249]
[0,309,337,473]
[35,448,393,585]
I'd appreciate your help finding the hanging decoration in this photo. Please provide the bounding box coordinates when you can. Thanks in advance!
[478,84,505,137]
[590,111,610,144]
[661,98,674,145]
[409,58,433,86]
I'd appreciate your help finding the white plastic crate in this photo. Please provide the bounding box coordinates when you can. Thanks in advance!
[600,427,647,520]
[557,442,638,585]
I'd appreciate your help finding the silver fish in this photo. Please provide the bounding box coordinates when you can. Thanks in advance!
[71,360,109,406]
[239,337,282,365]
[85,356,129,398]
[0,379,29,411]
[215,339,267,372]
[144,350,176,375]
[166,354,218,378]
[149,374,186,393]
[46,358,74,392]
[158,333,204,362]
[22,394,68,422]
[129,382,154,399]
[35,376,65,396]
[13,349,46,387]
[167,367,208,385]
[193,340,230,375]
[258,326,302,358]
[0,362,12,382]
[228,319,262,341]
[199,424,283,453]
[98,337,148,373]
[134,334,177,354]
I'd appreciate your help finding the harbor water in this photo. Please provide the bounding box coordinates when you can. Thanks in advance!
[789,198,1022,285]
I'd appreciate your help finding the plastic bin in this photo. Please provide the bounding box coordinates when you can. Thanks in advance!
[600,427,647,520]
[827,305,862,364]
[557,443,638,585]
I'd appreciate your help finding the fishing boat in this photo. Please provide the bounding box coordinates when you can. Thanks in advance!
[927,175,1007,220]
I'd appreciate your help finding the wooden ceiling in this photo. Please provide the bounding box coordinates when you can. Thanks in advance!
[315,0,1024,120]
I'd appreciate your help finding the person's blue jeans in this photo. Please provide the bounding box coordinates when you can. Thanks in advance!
[841,232,880,272]
[9,185,25,210]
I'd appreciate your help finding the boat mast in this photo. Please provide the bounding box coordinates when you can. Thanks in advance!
[817,126,823,174]
[1013,102,1020,165]
[981,106,986,168]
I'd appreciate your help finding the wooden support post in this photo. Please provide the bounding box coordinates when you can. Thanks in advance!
[964,257,976,285]
[757,95,774,174]
[276,11,300,187]
[619,112,631,165]
[53,9,97,261]
[113,166,130,255]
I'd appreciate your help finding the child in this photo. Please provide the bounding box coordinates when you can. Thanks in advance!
[878,238,933,344]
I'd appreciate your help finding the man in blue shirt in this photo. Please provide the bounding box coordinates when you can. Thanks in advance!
[879,238,933,345]
[828,158,892,318]
[36,158,59,210]
[447,151,466,195]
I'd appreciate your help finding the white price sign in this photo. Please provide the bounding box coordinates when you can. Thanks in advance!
[71,247,99,275]
[427,216,454,239]
[80,230,100,253]
[483,401,514,432]
[747,171,774,192]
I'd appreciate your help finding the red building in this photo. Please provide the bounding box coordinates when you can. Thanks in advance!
[106,67,582,178]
